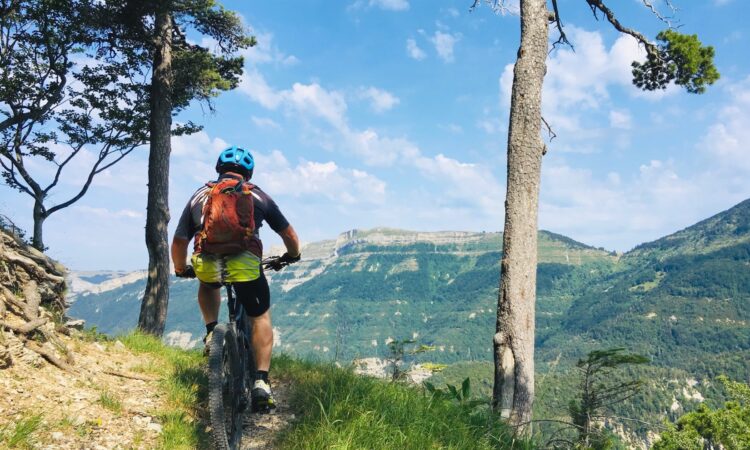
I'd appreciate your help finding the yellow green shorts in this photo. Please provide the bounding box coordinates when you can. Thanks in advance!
[191,251,261,284]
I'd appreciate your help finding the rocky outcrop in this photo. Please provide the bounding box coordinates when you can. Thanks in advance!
[0,226,73,370]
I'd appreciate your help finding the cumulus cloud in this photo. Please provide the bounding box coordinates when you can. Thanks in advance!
[700,76,750,173]
[499,27,673,132]
[244,60,504,232]
[252,150,386,205]
[431,31,460,63]
[539,158,705,250]
[406,38,426,60]
[358,87,400,112]
[240,72,347,129]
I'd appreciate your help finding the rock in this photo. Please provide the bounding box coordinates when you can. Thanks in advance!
[51,431,64,441]
[147,422,162,433]
[114,340,125,350]
[93,342,106,352]
[65,319,86,330]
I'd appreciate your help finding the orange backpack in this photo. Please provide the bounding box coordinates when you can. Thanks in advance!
[195,176,256,255]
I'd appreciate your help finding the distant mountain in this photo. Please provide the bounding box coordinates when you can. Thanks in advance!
[627,198,750,260]
[68,227,616,354]
[549,199,750,378]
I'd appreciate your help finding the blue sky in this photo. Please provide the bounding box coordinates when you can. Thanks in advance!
[2,0,749,270]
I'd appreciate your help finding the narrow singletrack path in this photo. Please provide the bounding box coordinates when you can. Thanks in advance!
[241,381,295,449]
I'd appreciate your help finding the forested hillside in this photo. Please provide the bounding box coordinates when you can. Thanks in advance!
[69,228,616,360]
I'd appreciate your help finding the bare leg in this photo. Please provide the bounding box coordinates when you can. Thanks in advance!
[251,310,273,371]
[198,283,221,324]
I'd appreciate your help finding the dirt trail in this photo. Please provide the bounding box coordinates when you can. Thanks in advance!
[241,382,294,449]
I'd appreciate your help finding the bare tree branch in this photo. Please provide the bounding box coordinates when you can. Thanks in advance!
[541,116,557,141]
[640,0,678,28]
[549,0,572,50]
[585,0,659,57]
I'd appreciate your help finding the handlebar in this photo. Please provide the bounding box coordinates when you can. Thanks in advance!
[175,253,300,278]
[262,253,300,271]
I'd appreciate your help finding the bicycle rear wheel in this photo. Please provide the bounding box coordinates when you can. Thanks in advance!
[208,324,243,450]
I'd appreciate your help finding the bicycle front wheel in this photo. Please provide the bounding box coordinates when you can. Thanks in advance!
[208,323,243,450]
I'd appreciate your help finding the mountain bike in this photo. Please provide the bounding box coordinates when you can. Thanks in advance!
[178,254,295,450]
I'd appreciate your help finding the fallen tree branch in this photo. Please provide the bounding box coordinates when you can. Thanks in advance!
[103,370,157,382]
[0,317,47,334]
[0,286,31,320]
[20,336,75,372]
[39,327,75,365]
[3,252,66,284]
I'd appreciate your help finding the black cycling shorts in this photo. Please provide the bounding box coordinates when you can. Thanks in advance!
[232,271,270,317]
[200,271,270,317]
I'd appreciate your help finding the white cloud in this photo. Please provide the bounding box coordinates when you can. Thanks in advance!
[358,87,400,112]
[73,205,143,220]
[700,76,750,173]
[251,116,282,130]
[499,27,675,128]
[539,157,704,250]
[431,31,460,63]
[239,66,506,226]
[252,150,386,205]
[406,38,426,61]
[609,110,632,129]
[413,154,504,213]
[239,69,284,109]
[369,0,409,11]
[445,7,460,17]
[210,31,299,67]
[240,72,347,129]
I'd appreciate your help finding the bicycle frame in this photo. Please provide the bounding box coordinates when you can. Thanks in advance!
[224,283,255,409]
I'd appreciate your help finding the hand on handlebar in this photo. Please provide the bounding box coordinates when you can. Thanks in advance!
[262,253,301,271]
[280,252,301,264]
[175,265,196,278]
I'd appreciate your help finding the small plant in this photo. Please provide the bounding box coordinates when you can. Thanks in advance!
[81,326,111,343]
[0,413,44,449]
[424,377,487,410]
[98,390,123,415]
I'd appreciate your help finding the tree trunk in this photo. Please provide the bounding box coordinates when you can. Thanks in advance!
[138,9,173,336]
[492,0,549,433]
[31,198,45,251]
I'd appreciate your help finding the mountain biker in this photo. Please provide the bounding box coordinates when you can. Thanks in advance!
[171,146,300,411]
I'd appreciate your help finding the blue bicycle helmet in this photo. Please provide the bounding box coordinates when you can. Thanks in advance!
[216,146,254,179]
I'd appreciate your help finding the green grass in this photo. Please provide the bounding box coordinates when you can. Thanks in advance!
[115,331,534,449]
[0,413,44,449]
[98,390,123,415]
[118,331,209,449]
[273,355,534,450]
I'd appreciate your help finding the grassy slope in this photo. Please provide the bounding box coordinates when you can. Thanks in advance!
[117,332,210,449]
[115,332,534,450]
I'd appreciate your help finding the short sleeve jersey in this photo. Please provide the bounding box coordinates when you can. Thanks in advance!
[174,173,290,246]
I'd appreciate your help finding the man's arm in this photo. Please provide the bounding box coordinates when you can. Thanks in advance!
[278,224,300,257]
[171,237,190,274]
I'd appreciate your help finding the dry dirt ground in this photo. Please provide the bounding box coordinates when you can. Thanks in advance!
[241,382,294,450]
[0,330,294,449]
[0,333,165,449]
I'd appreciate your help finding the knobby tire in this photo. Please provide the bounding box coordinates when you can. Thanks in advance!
[208,324,243,450]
